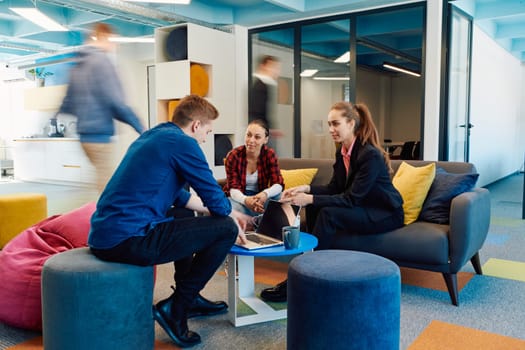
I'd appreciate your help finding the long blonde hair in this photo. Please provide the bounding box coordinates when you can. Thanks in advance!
[330,101,393,173]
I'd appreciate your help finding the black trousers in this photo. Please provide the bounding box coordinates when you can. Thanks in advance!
[306,205,404,250]
[91,208,237,306]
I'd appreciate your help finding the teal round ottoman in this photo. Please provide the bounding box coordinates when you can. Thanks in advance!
[287,250,400,350]
[42,247,155,350]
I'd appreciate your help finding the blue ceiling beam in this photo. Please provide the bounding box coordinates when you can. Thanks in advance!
[494,21,525,39]
[475,0,525,20]
[234,3,296,26]
[23,31,84,46]
[0,46,37,56]
[266,0,304,12]
[158,2,234,25]
[66,10,112,27]
[356,7,423,37]
[0,20,12,36]
[511,38,525,51]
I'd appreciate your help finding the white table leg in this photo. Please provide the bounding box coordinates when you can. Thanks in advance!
[227,254,287,327]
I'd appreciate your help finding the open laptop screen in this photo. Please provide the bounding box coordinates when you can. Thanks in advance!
[256,200,300,239]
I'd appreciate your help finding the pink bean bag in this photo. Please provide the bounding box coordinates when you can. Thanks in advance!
[0,202,96,330]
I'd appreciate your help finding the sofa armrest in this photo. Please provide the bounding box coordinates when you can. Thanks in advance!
[448,188,491,272]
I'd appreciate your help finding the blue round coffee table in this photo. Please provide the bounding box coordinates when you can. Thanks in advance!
[227,232,318,326]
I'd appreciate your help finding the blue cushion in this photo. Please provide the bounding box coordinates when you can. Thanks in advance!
[419,167,479,224]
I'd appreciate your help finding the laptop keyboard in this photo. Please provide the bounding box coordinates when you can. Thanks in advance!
[246,233,277,245]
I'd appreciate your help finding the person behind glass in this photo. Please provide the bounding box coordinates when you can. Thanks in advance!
[260,101,404,302]
[88,95,250,348]
[224,119,284,217]
[249,55,283,140]
[58,22,145,193]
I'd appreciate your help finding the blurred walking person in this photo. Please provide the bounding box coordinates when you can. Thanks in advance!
[58,22,145,192]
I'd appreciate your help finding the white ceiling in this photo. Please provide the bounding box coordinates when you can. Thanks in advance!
[0,0,524,64]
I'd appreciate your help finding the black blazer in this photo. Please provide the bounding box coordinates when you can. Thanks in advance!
[310,141,403,222]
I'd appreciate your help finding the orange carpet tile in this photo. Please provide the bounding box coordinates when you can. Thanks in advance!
[408,320,525,350]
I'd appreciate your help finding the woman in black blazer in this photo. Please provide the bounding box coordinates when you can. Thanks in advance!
[261,101,404,302]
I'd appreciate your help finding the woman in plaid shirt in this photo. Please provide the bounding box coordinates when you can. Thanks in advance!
[224,119,284,216]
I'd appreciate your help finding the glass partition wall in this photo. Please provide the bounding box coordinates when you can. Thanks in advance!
[249,3,425,159]
[250,29,295,158]
[300,19,351,159]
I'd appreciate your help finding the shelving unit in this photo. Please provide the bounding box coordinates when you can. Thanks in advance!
[24,85,67,111]
[154,23,236,177]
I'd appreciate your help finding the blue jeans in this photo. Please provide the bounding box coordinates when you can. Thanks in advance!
[91,208,238,306]
[229,191,281,217]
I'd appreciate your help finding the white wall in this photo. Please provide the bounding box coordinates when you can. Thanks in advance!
[114,43,154,163]
[423,0,444,160]
[469,26,524,186]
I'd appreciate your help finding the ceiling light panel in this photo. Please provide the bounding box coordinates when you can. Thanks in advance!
[10,8,68,32]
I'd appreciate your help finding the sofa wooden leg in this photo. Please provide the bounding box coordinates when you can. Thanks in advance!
[442,273,459,306]
[470,252,483,275]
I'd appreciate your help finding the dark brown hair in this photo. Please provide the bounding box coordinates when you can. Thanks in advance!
[248,118,269,137]
[171,95,219,126]
[330,101,392,172]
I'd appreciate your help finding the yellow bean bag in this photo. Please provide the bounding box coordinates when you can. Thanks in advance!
[0,193,47,248]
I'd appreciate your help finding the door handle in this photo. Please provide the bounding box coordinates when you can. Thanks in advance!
[459,123,474,128]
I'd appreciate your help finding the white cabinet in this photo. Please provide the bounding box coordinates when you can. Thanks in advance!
[13,139,95,185]
[13,141,46,180]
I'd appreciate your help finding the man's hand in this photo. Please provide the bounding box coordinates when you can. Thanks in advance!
[230,210,251,245]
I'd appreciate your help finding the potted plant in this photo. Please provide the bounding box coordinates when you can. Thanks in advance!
[27,68,53,87]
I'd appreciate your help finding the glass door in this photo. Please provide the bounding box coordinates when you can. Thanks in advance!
[446,7,473,161]
[300,19,351,159]
[250,28,295,158]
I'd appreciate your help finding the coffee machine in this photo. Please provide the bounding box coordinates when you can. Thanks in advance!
[47,118,65,137]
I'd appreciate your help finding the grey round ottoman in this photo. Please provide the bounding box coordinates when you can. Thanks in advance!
[42,247,155,350]
[287,250,400,350]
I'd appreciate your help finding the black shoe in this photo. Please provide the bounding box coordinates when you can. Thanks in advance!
[153,294,201,348]
[260,279,287,302]
[187,294,228,319]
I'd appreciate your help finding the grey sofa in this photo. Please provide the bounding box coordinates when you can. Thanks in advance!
[277,158,491,306]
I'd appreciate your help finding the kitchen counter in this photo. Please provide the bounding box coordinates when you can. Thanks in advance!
[13,137,80,141]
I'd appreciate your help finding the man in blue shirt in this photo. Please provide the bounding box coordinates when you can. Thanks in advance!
[89,95,249,348]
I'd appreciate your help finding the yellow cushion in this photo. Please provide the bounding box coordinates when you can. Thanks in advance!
[0,193,47,248]
[392,162,436,225]
[281,168,318,189]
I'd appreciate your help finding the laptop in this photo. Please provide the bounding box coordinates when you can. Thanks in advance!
[236,200,301,250]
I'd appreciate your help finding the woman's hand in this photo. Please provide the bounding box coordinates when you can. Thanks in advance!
[281,185,310,201]
[244,196,265,213]
[285,192,313,207]
[253,191,268,205]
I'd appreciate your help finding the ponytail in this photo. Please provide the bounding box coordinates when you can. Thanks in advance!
[340,102,393,174]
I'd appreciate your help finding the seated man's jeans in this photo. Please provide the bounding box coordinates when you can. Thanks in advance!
[91,209,238,307]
